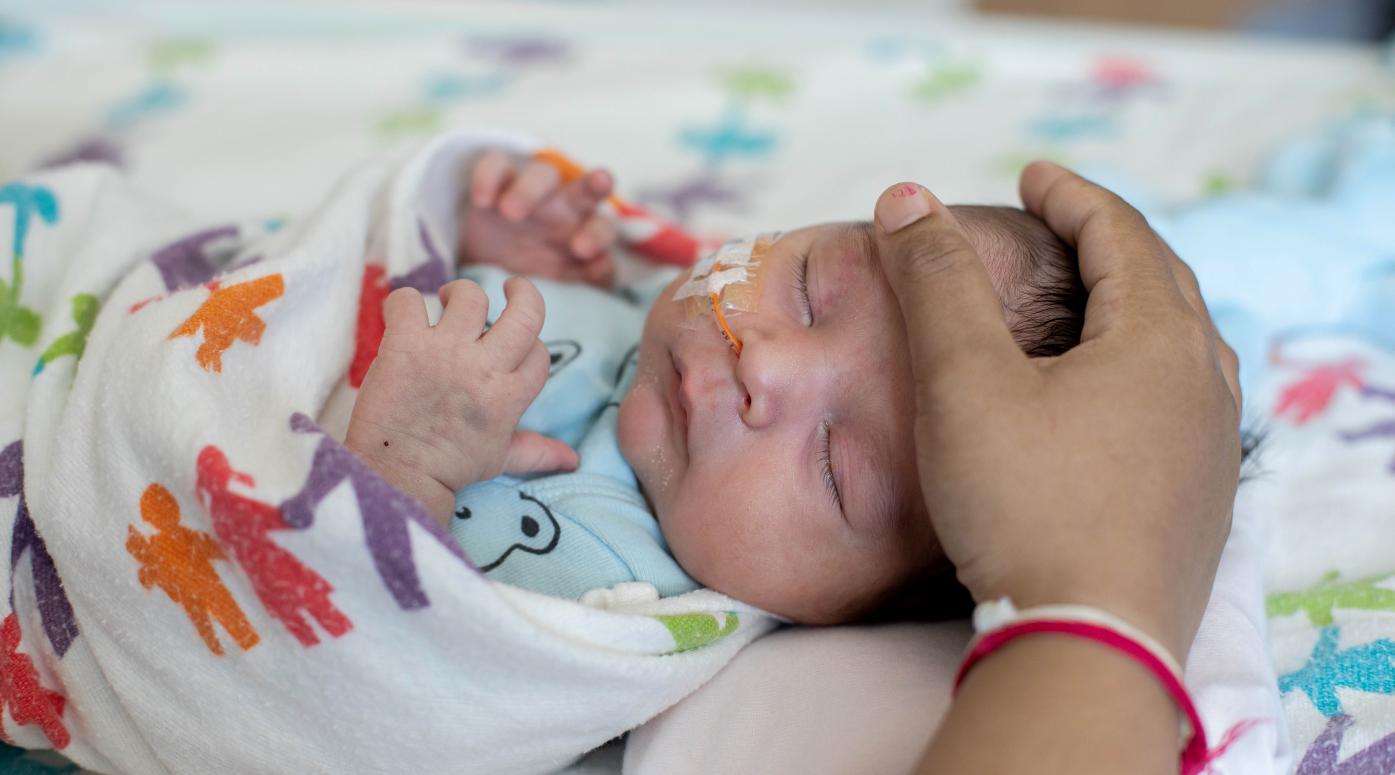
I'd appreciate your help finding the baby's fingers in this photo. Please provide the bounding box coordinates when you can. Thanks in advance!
[498,160,561,223]
[570,213,617,260]
[483,276,546,369]
[437,279,490,339]
[502,430,579,476]
[470,149,514,209]
[532,168,614,236]
[383,287,430,335]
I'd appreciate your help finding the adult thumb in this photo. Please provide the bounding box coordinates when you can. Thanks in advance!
[873,182,1025,387]
[503,431,579,475]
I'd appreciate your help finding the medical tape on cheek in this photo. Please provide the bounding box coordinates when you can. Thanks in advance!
[672,233,778,353]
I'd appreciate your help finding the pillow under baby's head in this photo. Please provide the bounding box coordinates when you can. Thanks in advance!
[617,207,1084,623]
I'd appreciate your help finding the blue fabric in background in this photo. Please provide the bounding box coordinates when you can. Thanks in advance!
[1083,113,1395,400]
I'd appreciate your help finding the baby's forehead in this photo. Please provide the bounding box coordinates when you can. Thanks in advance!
[773,221,878,269]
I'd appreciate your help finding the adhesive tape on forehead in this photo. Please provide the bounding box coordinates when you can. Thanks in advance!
[673,232,778,325]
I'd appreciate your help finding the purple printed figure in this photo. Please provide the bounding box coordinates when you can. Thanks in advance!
[1362,383,1395,403]
[1297,714,1395,775]
[150,225,240,292]
[388,219,449,295]
[280,414,470,610]
[1341,418,1395,473]
[36,135,126,172]
[0,442,78,658]
[464,36,571,68]
[1340,381,1395,474]
[635,174,746,225]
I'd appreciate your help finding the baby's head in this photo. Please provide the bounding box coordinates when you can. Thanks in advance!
[617,207,1085,623]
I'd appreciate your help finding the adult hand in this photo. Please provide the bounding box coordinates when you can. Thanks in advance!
[872,164,1241,660]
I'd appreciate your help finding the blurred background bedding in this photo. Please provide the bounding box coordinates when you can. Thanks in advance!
[1,1,1393,772]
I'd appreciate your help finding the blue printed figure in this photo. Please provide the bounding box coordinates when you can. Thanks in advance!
[425,73,509,103]
[105,80,187,132]
[1279,626,1395,717]
[1,182,59,347]
[678,109,777,167]
[1027,113,1117,142]
[0,21,39,59]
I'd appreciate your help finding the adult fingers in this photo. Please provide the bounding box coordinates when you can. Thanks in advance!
[502,431,579,475]
[470,149,514,209]
[1163,250,1243,414]
[1019,162,1183,340]
[437,279,490,339]
[872,182,1028,393]
[483,276,547,370]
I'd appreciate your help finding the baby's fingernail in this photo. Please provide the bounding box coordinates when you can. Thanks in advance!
[572,235,595,257]
[876,183,933,234]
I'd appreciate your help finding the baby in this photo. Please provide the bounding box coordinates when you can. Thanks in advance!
[346,150,1084,624]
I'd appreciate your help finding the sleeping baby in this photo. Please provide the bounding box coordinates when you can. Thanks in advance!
[345,149,1084,624]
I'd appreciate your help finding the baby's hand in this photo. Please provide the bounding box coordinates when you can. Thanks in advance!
[346,277,578,522]
[459,149,618,288]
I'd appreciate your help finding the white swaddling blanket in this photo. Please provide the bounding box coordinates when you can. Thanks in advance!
[0,130,775,775]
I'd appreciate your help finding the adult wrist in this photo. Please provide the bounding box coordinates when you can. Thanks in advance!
[956,597,1209,774]
[982,572,1187,661]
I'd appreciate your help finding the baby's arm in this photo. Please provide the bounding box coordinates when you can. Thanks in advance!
[458,150,619,288]
[346,277,578,523]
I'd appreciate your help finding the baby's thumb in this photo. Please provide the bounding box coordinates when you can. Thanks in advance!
[502,431,579,475]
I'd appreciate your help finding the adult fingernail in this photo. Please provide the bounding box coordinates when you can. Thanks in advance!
[876,183,933,234]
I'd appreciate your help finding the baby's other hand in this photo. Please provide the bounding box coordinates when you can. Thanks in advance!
[346,277,578,522]
[460,149,618,288]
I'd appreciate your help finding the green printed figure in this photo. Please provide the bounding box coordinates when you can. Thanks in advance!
[34,294,98,375]
[657,612,739,653]
[1202,171,1235,196]
[911,63,980,104]
[1,182,59,348]
[717,66,794,102]
[376,106,442,140]
[148,38,212,74]
[1267,570,1395,627]
[989,148,1072,177]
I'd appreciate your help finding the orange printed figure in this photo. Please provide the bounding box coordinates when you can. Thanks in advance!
[126,483,260,656]
[0,613,70,749]
[196,446,352,647]
[168,274,284,372]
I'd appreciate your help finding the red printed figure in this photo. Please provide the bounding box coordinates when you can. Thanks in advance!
[0,613,69,749]
[195,446,352,647]
[126,483,260,656]
[350,264,389,388]
[1273,358,1365,425]
[168,274,284,372]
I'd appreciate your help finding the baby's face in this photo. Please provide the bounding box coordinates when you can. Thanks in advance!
[618,220,1017,623]
[617,223,919,622]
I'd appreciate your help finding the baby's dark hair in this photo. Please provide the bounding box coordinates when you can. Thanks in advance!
[950,205,1087,359]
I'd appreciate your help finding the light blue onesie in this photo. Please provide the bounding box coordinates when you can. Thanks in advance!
[449,264,700,600]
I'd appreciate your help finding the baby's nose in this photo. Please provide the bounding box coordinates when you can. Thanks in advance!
[735,333,823,429]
